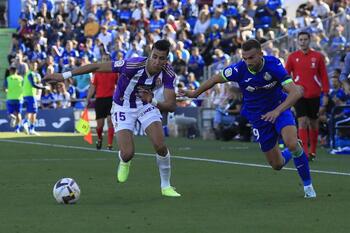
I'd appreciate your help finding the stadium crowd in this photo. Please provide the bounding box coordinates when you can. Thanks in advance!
[3,0,350,145]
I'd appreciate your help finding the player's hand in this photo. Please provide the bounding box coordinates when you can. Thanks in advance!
[261,109,280,123]
[43,73,64,83]
[178,89,197,98]
[44,85,51,91]
[137,87,153,103]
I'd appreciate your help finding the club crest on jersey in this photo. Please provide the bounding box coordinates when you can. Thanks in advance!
[224,68,232,77]
[264,72,272,81]
[114,60,125,68]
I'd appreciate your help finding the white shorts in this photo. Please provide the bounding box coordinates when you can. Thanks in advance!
[111,102,162,132]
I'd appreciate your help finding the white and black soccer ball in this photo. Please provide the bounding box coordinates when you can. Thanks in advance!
[53,178,81,204]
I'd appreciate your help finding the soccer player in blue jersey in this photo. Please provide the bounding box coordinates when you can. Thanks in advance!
[180,39,316,198]
[44,39,181,197]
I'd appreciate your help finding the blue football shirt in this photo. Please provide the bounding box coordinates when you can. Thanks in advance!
[221,56,292,126]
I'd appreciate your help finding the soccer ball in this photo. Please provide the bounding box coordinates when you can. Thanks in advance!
[53,178,81,204]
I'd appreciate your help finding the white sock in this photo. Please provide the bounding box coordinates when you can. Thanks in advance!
[156,151,171,188]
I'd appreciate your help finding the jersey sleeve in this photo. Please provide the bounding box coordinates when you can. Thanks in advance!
[271,57,292,85]
[111,59,126,73]
[163,64,176,89]
[221,64,240,82]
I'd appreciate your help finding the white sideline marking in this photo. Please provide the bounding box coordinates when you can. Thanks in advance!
[1,139,350,177]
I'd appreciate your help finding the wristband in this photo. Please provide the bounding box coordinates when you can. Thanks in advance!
[62,71,72,80]
[151,98,158,106]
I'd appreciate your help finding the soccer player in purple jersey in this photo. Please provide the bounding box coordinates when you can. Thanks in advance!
[44,39,181,197]
[180,39,316,198]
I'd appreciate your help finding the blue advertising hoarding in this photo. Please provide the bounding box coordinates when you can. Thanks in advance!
[0,108,75,132]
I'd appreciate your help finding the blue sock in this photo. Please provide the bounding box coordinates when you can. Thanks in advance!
[293,151,311,186]
[281,149,292,166]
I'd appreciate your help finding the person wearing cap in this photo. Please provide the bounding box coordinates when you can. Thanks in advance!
[3,64,23,133]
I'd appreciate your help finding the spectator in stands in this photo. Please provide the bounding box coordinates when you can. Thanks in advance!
[86,54,118,150]
[71,56,92,108]
[210,6,227,31]
[40,86,55,109]
[193,9,210,35]
[340,51,350,94]
[188,46,205,80]
[286,31,330,161]
[312,0,330,19]
[14,52,28,77]
[239,10,254,41]
[53,82,71,109]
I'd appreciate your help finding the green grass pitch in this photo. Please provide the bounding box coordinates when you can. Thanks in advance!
[0,133,350,233]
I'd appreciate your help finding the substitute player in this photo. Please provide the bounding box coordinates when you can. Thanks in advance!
[180,39,316,198]
[86,54,118,150]
[22,61,50,135]
[286,31,329,161]
[44,39,181,197]
[3,64,23,132]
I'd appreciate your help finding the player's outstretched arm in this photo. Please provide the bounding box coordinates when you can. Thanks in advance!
[43,62,113,83]
[179,73,225,98]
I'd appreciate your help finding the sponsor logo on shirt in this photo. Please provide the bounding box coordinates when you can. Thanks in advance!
[245,81,278,92]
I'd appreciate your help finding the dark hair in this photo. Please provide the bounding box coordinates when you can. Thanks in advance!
[152,39,171,54]
[242,39,261,51]
[297,31,310,39]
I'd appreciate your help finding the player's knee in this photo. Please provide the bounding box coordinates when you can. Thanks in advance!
[284,140,298,152]
[154,143,167,156]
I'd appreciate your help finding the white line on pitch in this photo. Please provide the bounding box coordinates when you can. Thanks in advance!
[1,139,350,177]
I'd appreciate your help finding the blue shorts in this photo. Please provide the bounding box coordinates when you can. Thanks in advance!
[252,109,296,152]
[23,96,38,113]
[6,100,23,114]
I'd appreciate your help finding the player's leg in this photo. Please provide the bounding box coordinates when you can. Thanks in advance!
[106,97,114,150]
[281,125,316,198]
[145,121,181,197]
[307,97,321,160]
[95,118,104,150]
[116,129,134,182]
[106,115,114,150]
[27,97,39,135]
[112,104,137,183]
[140,105,180,197]
[22,98,29,134]
[94,98,105,150]
[295,98,310,157]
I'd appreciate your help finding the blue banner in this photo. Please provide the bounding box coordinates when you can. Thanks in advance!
[0,108,75,132]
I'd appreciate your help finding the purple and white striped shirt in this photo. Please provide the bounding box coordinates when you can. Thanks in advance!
[112,57,176,108]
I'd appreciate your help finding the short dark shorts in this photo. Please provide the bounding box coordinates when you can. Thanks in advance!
[294,97,320,119]
[95,97,113,120]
